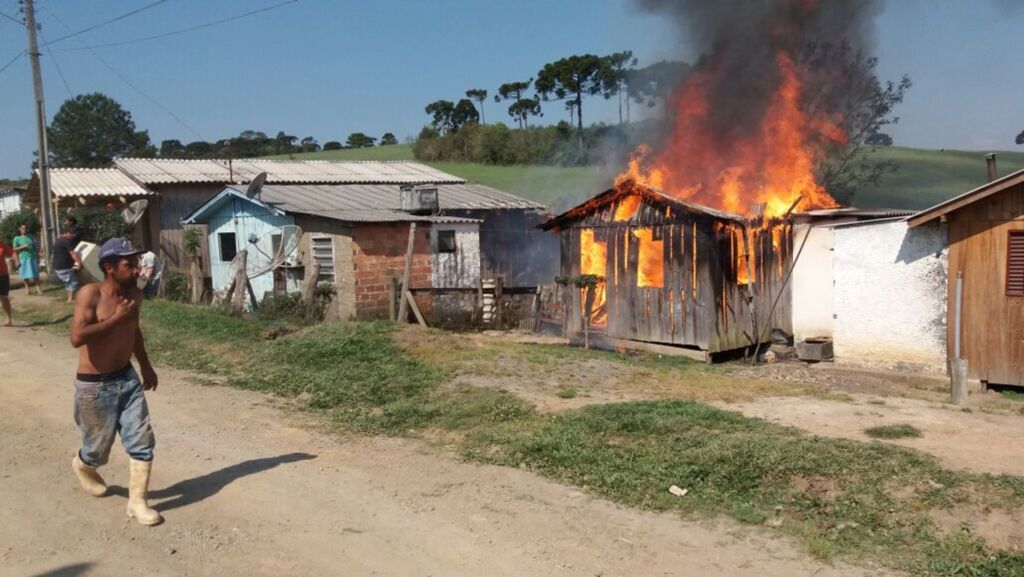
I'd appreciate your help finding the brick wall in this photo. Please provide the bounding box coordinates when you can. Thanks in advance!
[352,223,432,318]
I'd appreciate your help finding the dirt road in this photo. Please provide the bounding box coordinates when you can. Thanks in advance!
[0,324,887,577]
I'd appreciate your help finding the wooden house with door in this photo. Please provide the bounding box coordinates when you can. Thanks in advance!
[908,168,1024,386]
[542,180,793,357]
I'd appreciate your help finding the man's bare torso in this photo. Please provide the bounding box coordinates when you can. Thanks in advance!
[77,283,142,374]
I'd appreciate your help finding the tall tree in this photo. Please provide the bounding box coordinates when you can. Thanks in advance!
[299,136,320,153]
[346,133,377,148]
[535,55,606,152]
[452,98,480,130]
[425,99,456,134]
[184,140,213,158]
[323,141,343,151]
[507,98,542,129]
[159,139,186,158]
[628,60,692,117]
[600,51,638,124]
[466,89,488,125]
[800,44,912,205]
[565,100,577,126]
[1016,129,1024,146]
[380,132,398,146]
[48,93,155,167]
[494,80,532,129]
[273,131,298,154]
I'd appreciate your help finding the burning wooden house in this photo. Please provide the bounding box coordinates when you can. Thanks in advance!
[542,179,794,357]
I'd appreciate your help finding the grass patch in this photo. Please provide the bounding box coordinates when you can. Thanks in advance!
[556,387,577,399]
[865,424,923,439]
[16,296,1024,575]
[999,390,1024,403]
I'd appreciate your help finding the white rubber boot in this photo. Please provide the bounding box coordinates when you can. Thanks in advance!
[126,458,163,526]
[72,453,107,497]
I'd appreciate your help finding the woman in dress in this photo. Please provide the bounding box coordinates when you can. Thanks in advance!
[12,224,43,295]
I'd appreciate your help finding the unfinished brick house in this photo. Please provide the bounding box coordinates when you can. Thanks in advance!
[183,180,546,320]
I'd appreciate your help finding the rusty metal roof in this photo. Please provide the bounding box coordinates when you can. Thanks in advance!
[542,181,744,230]
[796,207,916,219]
[113,158,467,185]
[183,185,490,225]
[249,183,542,214]
[38,168,154,198]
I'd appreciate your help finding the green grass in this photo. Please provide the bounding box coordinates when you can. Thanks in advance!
[269,144,1024,212]
[20,294,1024,576]
[556,387,577,399]
[865,424,924,439]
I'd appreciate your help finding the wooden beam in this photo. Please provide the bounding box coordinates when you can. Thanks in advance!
[404,290,428,327]
[231,249,248,312]
[397,222,418,323]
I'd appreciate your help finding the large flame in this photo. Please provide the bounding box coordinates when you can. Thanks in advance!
[616,53,843,219]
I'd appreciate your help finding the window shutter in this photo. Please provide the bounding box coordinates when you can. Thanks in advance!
[1008,231,1024,296]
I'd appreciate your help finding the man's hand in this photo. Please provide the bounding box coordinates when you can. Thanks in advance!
[110,297,138,324]
[141,364,159,391]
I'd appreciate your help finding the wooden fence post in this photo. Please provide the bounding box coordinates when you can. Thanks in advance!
[231,249,248,312]
[303,261,321,319]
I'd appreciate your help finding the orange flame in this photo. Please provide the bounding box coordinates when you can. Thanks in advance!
[579,228,607,326]
[616,53,843,219]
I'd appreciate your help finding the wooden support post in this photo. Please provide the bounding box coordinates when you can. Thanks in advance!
[390,277,401,322]
[397,222,417,323]
[231,250,248,312]
[532,285,542,332]
[950,359,969,406]
[190,257,203,304]
[404,290,427,327]
[303,262,321,318]
[493,276,503,329]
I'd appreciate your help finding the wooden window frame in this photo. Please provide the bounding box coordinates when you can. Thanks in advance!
[218,232,237,262]
[436,229,457,254]
[1007,230,1024,297]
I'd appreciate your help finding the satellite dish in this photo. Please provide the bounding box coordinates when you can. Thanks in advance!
[246,172,268,199]
[235,224,303,280]
[121,199,149,226]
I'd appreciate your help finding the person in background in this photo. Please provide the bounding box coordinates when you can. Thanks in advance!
[138,250,162,298]
[52,227,84,303]
[0,239,14,325]
[12,223,43,295]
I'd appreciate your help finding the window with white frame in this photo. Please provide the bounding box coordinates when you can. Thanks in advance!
[311,235,335,283]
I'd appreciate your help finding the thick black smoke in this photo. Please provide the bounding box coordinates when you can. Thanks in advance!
[635,0,882,143]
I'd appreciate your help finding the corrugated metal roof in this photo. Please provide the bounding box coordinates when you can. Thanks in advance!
[294,209,481,224]
[797,207,916,219]
[244,183,542,214]
[114,158,467,185]
[43,168,154,198]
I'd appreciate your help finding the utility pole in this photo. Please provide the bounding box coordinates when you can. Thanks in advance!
[22,0,55,265]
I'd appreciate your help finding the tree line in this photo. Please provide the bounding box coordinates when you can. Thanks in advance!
[422,52,688,149]
[44,93,400,169]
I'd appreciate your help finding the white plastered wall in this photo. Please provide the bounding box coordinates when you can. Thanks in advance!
[791,223,836,341]
[832,220,948,373]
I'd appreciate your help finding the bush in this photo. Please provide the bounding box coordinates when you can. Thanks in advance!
[257,283,336,323]
[162,270,190,302]
[65,206,132,243]
[0,210,40,243]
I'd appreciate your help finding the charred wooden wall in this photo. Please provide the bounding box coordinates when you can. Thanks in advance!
[561,194,792,354]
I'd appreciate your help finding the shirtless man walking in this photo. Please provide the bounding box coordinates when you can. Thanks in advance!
[68,238,162,526]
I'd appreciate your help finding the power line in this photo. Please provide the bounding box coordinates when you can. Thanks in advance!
[39,31,72,98]
[46,0,169,45]
[0,50,23,77]
[0,7,21,26]
[43,6,206,142]
[54,0,299,51]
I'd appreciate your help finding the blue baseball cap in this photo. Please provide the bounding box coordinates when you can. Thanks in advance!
[99,237,144,262]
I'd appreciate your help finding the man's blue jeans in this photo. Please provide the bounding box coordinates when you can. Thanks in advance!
[74,366,155,467]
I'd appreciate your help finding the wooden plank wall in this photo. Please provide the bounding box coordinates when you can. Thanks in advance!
[947,182,1024,386]
[560,194,792,353]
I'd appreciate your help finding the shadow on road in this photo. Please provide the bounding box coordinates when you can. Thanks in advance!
[25,313,73,327]
[109,453,317,512]
[31,562,94,577]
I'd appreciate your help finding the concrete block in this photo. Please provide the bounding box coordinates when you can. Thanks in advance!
[796,338,834,362]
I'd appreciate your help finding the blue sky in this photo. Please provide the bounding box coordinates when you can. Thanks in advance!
[0,0,1021,179]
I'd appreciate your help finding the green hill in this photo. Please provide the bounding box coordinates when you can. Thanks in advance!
[269,144,1024,211]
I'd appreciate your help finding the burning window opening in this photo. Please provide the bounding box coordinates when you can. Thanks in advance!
[579,228,608,326]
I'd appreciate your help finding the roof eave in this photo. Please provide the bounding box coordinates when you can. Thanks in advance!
[907,168,1024,228]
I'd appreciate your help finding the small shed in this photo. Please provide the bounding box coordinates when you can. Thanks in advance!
[183,183,491,320]
[908,168,1024,386]
[542,180,792,356]
[24,168,158,246]
[0,187,22,218]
